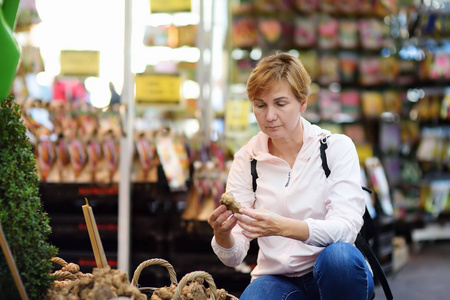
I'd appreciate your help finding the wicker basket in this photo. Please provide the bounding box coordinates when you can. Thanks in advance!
[49,257,78,281]
[131,258,239,300]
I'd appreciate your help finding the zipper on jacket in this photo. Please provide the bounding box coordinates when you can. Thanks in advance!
[285,171,291,187]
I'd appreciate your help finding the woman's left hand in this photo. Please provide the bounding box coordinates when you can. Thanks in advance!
[234,207,286,239]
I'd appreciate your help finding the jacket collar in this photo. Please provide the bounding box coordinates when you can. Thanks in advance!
[248,117,328,161]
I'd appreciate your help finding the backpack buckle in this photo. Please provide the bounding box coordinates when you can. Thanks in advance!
[320,133,329,144]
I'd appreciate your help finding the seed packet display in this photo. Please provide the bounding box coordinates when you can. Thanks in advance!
[16,0,41,31]
[400,120,420,146]
[294,14,317,48]
[337,0,359,14]
[414,95,442,122]
[343,123,366,145]
[338,19,359,49]
[232,56,258,84]
[428,52,450,80]
[361,91,384,118]
[383,90,402,115]
[382,155,402,187]
[339,52,359,83]
[441,88,450,120]
[69,137,87,180]
[318,90,341,121]
[318,54,340,85]
[257,16,293,49]
[17,45,45,75]
[304,90,320,123]
[359,19,385,50]
[380,56,400,83]
[231,0,255,14]
[37,136,55,182]
[319,0,335,13]
[416,127,448,168]
[359,56,383,86]
[425,180,450,217]
[135,135,155,180]
[379,122,401,154]
[155,134,189,192]
[400,158,422,185]
[232,15,258,48]
[294,0,319,13]
[340,89,361,120]
[299,51,319,81]
[358,0,376,17]
[102,135,119,183]
[365,157,394,216]
[318,14,339,49]
[55,134,71,182]
[255,0,294,12]
[78,110,98,139]
[87,138,102,183]
[398,59,418,85]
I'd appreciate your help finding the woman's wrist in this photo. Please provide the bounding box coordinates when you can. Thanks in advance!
[214,232,235,249]
[281,218,309,241]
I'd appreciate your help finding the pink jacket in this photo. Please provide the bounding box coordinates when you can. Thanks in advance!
[212,117,365,279]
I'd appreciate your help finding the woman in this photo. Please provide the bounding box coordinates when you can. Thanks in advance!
[208,52,374,300]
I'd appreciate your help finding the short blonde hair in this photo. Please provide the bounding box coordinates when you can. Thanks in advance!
[246,52,311,104]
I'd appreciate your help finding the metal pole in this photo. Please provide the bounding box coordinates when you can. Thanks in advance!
[118,0,134,275]
[196,0,207,141]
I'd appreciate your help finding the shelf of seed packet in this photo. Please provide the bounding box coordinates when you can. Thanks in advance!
[387,1,450,247]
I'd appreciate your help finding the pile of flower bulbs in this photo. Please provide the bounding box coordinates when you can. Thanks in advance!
[149,278,229,300]
[46,259,146,300]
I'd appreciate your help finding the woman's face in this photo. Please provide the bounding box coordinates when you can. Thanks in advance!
[252,81,307,140]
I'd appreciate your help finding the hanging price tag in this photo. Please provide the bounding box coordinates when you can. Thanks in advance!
[150,0,191,13]
[135,73,181,105]
[60,50,100,77]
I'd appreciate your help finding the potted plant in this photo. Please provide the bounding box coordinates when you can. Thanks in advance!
[0,94,58,299]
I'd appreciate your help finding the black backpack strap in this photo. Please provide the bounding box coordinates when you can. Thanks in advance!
[319,136,393,299]
[320,136,331,178]
[251,159,258,193]
[356,233,394,300]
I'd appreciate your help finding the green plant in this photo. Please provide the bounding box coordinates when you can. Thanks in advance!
[0,94,58,299]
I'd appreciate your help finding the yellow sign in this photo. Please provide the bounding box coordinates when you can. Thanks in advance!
[150,0,191,13]
[60,50,100,77]
[225,99,251,133]
[356,144,374,164]
[135,73,181,105]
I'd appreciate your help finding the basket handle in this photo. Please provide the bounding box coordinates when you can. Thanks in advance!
[173,271,217,300]
[50,257,68,267]
[131,258,178,287]
[50,270,78,280]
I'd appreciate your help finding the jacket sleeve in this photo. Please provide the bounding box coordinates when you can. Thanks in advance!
[211,148,255,267]
[304,134,365,246]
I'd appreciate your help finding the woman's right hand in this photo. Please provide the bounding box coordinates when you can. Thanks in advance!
[208,205,238,248]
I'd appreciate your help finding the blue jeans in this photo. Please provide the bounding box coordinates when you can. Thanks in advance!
[240,242,374,300]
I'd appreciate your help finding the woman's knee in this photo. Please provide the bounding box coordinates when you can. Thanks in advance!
[314,242,374,299]
[240,275,283,299]
[315,242,366,272]
[240,275,305,300]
